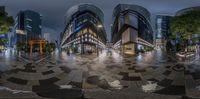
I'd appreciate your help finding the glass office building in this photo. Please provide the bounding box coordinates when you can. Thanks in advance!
[112,4,154,55]
[14,10,42,44]
[155,15,172,49]
[60,4,107,54]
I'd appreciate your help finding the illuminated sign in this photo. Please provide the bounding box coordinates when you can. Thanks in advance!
[16,30,26,35]
[0,34,6,38]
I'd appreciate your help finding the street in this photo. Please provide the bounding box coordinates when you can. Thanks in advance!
[0,48,200,99]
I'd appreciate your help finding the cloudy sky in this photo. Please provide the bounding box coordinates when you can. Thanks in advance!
[0,0,200,41]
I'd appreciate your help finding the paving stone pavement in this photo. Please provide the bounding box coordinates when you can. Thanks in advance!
[0,50,200,99]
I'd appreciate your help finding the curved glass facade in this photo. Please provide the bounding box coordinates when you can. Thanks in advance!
[66,4,104,25]
[112,4,154,55]
[112,4,150,22]
[61,4,106,54]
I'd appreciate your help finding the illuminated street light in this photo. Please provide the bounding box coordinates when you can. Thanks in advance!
[97,24,103,28]
[96,24,103,56]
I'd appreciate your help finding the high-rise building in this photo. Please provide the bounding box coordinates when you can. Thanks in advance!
[60,4,107,54]
[0,6,5,12]
[112,4,154,55]
[43,33,51,42]
[14,10,42,44]
[155,15,172,49]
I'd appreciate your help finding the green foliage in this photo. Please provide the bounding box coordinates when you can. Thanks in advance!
[16,43,27,51]
[0,10,14,46]
[170,10,200,41]
[0,38,8,46]
[0,38,8,43]
[44,42,56,53]
[0,11,14,34]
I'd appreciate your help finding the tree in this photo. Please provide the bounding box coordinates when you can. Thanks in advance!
[0,9,14,47]
[0,10,14,34]
[49,43,56,51]
[170,10,200,52]
[16,42,26,51]
[44,42,56,53]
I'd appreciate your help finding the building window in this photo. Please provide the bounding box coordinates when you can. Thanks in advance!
[83,28,88,34]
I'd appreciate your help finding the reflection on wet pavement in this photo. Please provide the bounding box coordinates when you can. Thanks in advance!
[0,49,200,99]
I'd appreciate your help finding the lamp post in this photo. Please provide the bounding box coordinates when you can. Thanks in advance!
[97,24,103,56]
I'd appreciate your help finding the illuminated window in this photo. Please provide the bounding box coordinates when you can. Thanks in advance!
[77,31,81,36]
[83,28,88,34]
[89,29,93,34]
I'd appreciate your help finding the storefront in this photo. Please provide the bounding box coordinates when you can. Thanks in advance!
[123,43,135,55]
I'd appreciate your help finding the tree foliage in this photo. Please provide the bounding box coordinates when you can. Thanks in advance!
[170,10,200,41]
[0,10,14,34]
[169,10,200,52]
[16,42,26,51]
[44,42,56,53]
[0,9,14,47]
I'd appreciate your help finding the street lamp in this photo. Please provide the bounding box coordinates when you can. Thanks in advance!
[97,24,103,28]
[97,24,103,56]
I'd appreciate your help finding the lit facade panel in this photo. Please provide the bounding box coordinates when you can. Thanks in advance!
[112,4,154,55]
[16,29,26,35]
[122,28,137,44]
[123,43,135,55]
[61,4,107,54]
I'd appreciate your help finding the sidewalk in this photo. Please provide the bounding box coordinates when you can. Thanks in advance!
[17,52,51,63]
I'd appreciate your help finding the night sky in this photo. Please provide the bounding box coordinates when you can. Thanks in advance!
[0,0,200,41]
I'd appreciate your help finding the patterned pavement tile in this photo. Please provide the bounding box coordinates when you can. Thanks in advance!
[135,69,146,73]
[42,70,54,75]
[154,85,185,95]
[157,78,173,87]
[171,72,185,86]
[32,84,59,92]
[7,77,28,85]
[1,50,200,98]
[162,70,172,76]
[59,66,71,73]
[39,77,60,85]
[69,81,82,88]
